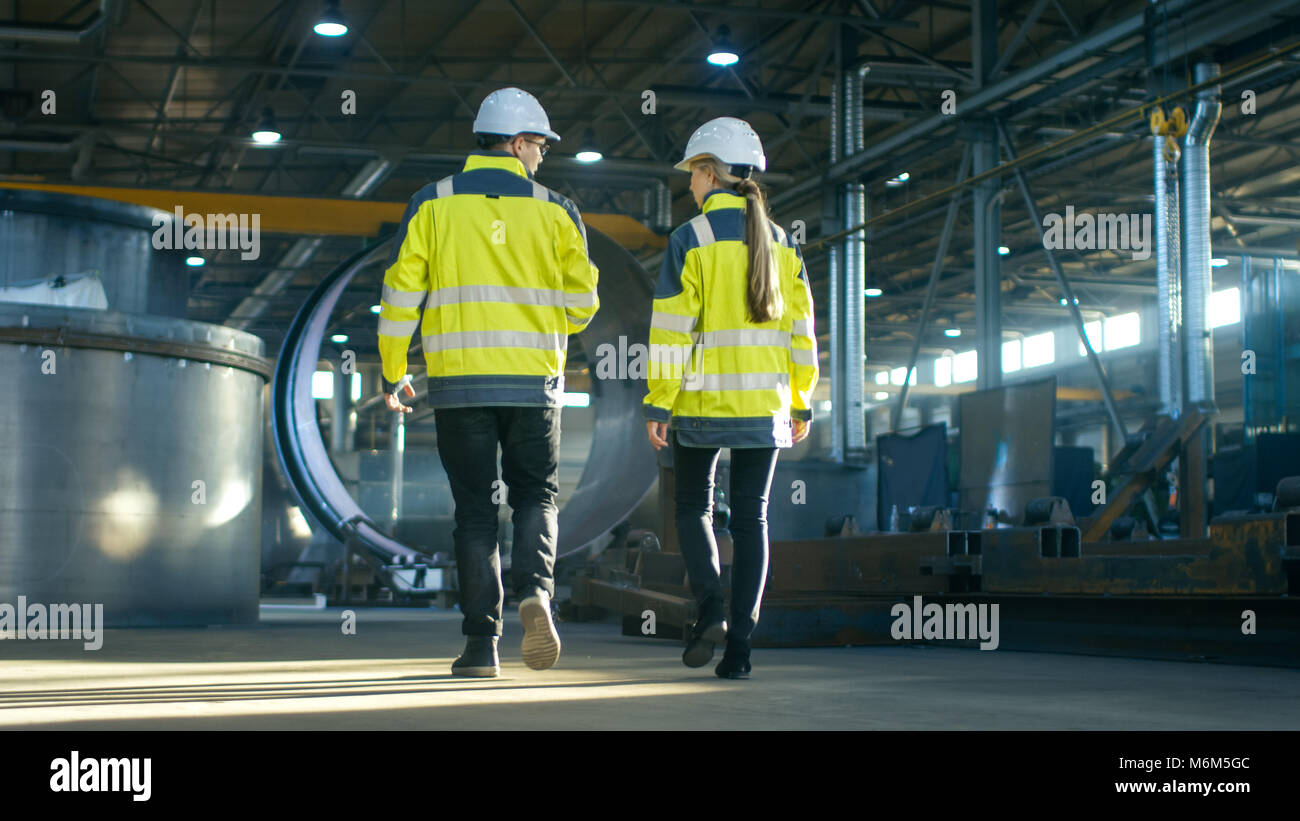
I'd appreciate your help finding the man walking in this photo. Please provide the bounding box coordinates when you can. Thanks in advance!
[377,87,599,677]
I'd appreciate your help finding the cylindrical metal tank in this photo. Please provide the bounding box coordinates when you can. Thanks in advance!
[0,305,271,626]
[0,188,188,317]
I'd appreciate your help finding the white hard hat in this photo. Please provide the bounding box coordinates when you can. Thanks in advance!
[674,116,766,173]
[473,87,561,141]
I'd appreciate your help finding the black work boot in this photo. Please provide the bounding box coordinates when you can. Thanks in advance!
[715,638,751,679]
[451,636,500,678]
[682,599,728,668]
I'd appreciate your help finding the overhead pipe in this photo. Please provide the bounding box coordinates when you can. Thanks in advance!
[0,139,75,152]
[1180,63,1221,409]
[1217,212,1300,227]
[0,0,110,43]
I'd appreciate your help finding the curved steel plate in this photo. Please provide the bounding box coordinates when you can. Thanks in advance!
[271,227,658,592]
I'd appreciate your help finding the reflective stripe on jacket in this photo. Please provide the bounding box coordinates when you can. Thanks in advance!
[377,151,600,407]
[643,189,819,448]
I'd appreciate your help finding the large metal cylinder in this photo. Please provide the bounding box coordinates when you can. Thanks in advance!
[0,189,188,317]
[0,309,270,626]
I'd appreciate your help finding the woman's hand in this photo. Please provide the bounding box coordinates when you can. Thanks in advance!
[792,419,811,443]
[646,420,669,450]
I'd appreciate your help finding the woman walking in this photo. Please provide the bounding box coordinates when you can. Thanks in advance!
[643,117,819,679]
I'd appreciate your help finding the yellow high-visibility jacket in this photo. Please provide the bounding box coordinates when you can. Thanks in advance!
[377,151,599,407]
[643,189,819,448]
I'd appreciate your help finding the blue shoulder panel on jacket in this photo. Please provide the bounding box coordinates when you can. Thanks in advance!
[386,179,444,269]
[768,220,797,248]
[546,188,584,234]
[654,224,699,299]
[704,208,745,243]
[451,168,535,198]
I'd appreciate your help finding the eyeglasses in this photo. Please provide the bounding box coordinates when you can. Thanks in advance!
[520,137,550,157]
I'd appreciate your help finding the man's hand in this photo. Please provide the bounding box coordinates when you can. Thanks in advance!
[384,375,416,414]
[792,419,811,443]
[646,420,669,450]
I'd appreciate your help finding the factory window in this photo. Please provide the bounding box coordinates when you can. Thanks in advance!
[875,370,889,385]
[1103,312,1140,350]
[1002,339,1022,373]
[1077,320,1104,356]
[952,349,978,383]
[312,371,334,400]
[890,366,917,386]
[314,371,364,400]
[933,355,952,387]
[1022,332,1056,368]
[1208,287,1241,328]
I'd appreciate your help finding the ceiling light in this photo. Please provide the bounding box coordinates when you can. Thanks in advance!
[1210,258,1229,267]
[885,172,910,187]
[369,304,382,314]
[313,1,348,37]
[865,287,883,297]
[330,334,348,343]
[998,245,1010,255]
[873,391,890,401]
[251,108,282,144]
[944,328,961,337]
[1059,297,1079,306]
[185,256,205,267]
[575,128,603,163]
[707,25,739,66]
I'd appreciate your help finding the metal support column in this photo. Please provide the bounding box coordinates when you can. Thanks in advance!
[825,34,845,462]
[972,0,1002,390]
[390,410,405,529]
[841,31,868,460]
[331,363,355,456]
[1178,62,1221,539]
[827,29,867,461]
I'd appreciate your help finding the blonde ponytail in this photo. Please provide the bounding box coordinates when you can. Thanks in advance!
[735,177,782,324]
[691,158,783,324]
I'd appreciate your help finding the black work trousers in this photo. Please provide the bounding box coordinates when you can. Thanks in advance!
[434,406,560,637]
[672,431,779,642]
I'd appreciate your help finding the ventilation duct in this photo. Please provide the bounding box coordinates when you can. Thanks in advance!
[827,62,869,462]
[1179,63,1220,408]
[1154,136,1182,416]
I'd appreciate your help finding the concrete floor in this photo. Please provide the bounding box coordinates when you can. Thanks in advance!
[2,605,1298,730]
